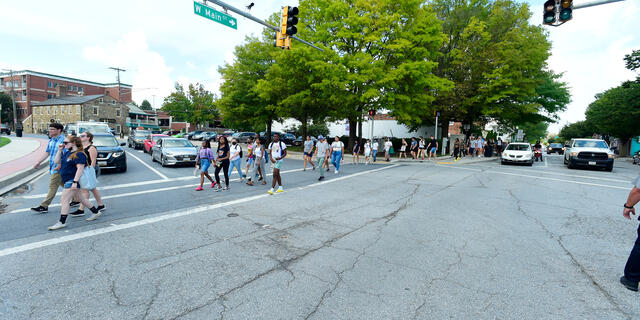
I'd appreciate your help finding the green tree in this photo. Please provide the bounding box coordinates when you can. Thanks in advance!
[585,80,640,155]
[140,99,153,111]
[559,120,596,141]
[218,36,282,138]
[299,0,451,147]
[0,93,14,125]
[519,121,548,143]
[624,49,640,72]
[161,83,218,127]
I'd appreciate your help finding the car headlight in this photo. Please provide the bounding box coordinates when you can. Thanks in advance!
[608,154,615,159]
[562,147,565,150]
[502,152,507,157]
[112,152,124,158]
[570,152,578,157]
[136,139,142,143]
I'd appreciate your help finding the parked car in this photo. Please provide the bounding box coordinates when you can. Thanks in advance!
[151,138,198,167]
[161,130,181,136]
[547,143,564,154]
[192,131,210,141]
[1,124,11,135]
[282,133,296,145]
[232,132,257,143]
[501,143,534,166]
[144,134,168,153]
[65,122,112,136]
[127,130,151,149]
[221,131,235,139]
[93,133,127,172]
[293,135,316,146]
[202,131,218,142]
[187,130,204,140]
[564,138,614,171]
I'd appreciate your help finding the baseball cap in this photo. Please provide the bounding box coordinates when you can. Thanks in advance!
[317,135,324,140]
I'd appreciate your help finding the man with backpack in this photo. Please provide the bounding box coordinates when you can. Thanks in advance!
[268,133,287,194]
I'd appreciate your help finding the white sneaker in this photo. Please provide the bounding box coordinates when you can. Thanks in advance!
[48,221,66,230]
[86,211,102,221]
[334,170,339,174]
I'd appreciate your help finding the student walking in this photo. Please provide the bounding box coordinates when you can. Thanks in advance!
[620,174,640,291]
[48,136,102,230]
[384,138,393,161]
[427,135,438,161]
[70,132,105,219]
[268,133,287,194]
[476,136,485,157]
[195,140,216,191]
[247,137,265,186]
[364,139,372,165]
[214,136,231,191]
[453,138,461,161]
[410,137,418,159]
[303,136,316,171]
[330,136,345,174]
[352,140,361,164]
[372,139,379,162]
[243,137,255,178]
[315,135,329,180]
[228,138,244,181]
[31,123,65,214]
[399,139,408,159]
[468,137,476,157]
[418,137,426,160]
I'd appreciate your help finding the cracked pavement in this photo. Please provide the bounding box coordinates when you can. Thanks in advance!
[0,154,639,319]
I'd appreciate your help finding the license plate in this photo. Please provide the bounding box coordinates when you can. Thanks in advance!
[588,161,596,165]
[98,161,107,167]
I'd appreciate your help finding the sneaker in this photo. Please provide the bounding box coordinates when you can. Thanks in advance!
[30,206,48,214]
[48,221,66,231]
[334,170,338,174]
[312,166,316,171]
[69,209,85,217]
[276,187,284,193]
[196,186,204,191]
[86,210,102,221]
[261,180,267,185]
[211,182,216,188]
[258,177,263,181]
[268,189,274,195]
[620,276,639,291]
[97,204,106,211]
[214,186,222,192]
[303,168,306,171]
[222,186,229,191]
[69,201,80,207]
[318,176,324,181]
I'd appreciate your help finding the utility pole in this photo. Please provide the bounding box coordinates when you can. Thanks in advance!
[1,69,18,132]
[109,67,126,103]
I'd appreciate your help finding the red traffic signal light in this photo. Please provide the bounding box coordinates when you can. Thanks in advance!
[543,0,557,25]
[368,109,375,117]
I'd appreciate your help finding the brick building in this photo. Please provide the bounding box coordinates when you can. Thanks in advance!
[25,86,128,134]
[0,70,132,123]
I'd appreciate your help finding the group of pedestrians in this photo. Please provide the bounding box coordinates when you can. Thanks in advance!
[451,136,502,160]
[30,123,105,230]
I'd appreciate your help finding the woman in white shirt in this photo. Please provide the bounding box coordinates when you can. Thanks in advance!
[364,139,372,165]
[228,138,244,180]
[330,136,344,174]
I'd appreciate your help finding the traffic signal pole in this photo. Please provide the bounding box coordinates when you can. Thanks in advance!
[202,0,323,51]
[573,0,624,9]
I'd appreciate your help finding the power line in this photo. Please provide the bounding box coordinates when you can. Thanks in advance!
[109,67,126,103]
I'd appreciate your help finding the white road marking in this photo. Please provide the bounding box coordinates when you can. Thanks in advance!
[8,168,304,214]
[463,163,629,183]
[0,165,399,258]
[544,157,548,167]
[127,152,169,180]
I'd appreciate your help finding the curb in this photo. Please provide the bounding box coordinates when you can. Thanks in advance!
[0,163,47,197]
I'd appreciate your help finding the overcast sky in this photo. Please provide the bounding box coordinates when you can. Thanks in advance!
[1,0,637,133]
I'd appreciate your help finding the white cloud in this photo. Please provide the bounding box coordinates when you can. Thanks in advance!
[82,31,174,106]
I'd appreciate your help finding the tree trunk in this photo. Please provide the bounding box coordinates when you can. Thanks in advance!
[620,138,630,157]
[266,119,272,147]
[301,118,308,141]
[358,114,363,145]
[348,116,357,150]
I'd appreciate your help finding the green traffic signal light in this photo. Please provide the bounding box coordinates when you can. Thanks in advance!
[543,0,557,25]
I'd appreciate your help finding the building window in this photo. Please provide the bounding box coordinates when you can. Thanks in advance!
[112,100,116,105]
[78,87,83,93]
[99,98,103,103]
[74,86,78,91]
[21,90,26,101]
[47,81,53,88]
[53,82,58,88]
[61,106,65,114]
[21,75,26,87]
[116,108,121,117]
[76,106,81,114]
[68,85,72,91]
[93,106,98,115]
[116,125,122,134]
[53,107,57,115]
[68,105,72,114]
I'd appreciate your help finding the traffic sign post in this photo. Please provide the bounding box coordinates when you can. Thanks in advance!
[194,1,237,29]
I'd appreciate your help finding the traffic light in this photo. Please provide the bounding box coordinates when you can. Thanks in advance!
[543,0,557,25]
[559,0,573,22]
[275,31,284,48]
[284,6,299,36]
[368,109,375,117]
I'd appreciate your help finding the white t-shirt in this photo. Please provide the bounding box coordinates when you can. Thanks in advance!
[373,142,379,150]
[230,144,241,161]
[253,144,263,157]
[384,141,392,151]
[331,141,344,152]
[364,142,371,152]
[497,140,502,146]
[269,141,286,159]
[476,139,484,149]
[316,141,329,157]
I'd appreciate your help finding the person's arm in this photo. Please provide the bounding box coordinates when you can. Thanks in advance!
[71,162,85,190]
[34,151,50,169]
[341,143,344,158]
[89,146,98,168]
[623,187,640,219]
[54,145,64,165]
[281,146,287,160]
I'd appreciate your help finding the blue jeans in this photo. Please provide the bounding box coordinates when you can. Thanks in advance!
[331,151,342,171]
[229,158,243,177]
[372,150,377,162]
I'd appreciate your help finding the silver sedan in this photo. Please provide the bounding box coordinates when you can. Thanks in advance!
[151,138,198,167]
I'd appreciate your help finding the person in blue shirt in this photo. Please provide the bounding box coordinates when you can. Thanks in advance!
[31,123,65,213]
[48,135,102,230]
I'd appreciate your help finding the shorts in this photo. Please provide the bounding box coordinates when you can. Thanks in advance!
[430,147,436,153]
[200,159,211,173]
[304,152,313,157]
[273,159,283,170]
[247,158,254,165]
[365,150,371,156]
[63,180,78,189]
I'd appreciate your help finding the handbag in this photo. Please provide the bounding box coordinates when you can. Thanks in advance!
[389,146,395,155]
[79,166,98,190]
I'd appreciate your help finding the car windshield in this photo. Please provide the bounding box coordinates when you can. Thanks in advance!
[135,133,149,138]
[506,144,530,151]
[93,135,119,147]
[163,139,193,148]
[79,124,110,134]
[152,136,166,142]
[574,140,608,148]
[550,143,562,148]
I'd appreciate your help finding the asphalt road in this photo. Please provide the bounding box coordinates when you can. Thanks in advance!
[0,148,639,319]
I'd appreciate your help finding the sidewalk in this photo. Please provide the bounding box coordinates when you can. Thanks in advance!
[0,136,49,196]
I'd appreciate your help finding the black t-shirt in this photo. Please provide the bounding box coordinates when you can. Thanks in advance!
[217,145,230,162]
[428,139,437,149]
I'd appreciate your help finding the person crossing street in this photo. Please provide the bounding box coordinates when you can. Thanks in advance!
[31,123,65,214]
[620,175,640,291]
[195,140,216,191]
[330,136,344,174]
[303,136,316,171]
[315,135,329,181]
[268,133,287,195]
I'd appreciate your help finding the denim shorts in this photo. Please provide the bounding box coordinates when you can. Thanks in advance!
[63,180,78,189]
[430,147,437,153]
[200,159,211,172]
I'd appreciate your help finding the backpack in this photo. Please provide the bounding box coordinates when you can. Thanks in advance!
[239,145,243,158]
[269,141,284,158]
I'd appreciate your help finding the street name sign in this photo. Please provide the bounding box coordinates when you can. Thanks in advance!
[194,1,237,29]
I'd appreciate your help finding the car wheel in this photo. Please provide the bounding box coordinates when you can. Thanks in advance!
[567,159,575,169]
[501,159,506,165]
[161,155,167,167]
[528,160,533,166]
[563,156,568,165]
[151,151,156,163]
[120,165,127,173]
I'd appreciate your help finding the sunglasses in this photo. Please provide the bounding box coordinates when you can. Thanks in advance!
[64,141,72,144]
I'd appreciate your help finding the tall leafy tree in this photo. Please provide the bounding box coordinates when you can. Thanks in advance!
[559,120,596,141]
[140,99,153,111]
[0,93,14,125]
[624,49,640,72]
[161,83,218,127]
